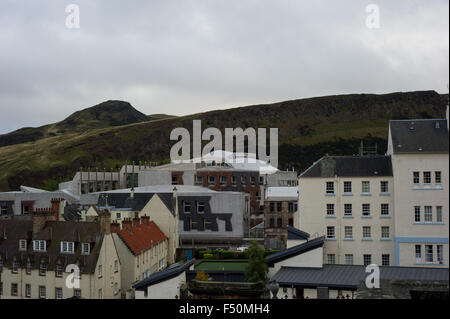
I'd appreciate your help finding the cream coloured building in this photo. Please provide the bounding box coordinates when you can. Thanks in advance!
[387,117,449,267]
[0,209,121,299]
[298,155,395,266]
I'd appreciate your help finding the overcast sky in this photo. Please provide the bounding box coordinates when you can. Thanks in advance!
[0,0,448,134]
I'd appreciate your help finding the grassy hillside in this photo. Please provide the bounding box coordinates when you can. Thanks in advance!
[0,90,447,191]
[0,100,150,147]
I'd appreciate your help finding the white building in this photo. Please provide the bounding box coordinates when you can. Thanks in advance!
[387,117,449,267]
[298,155,395,266]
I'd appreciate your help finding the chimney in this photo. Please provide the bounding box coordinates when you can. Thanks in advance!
[98,209,111,235]
[141,215,150,226]
[122,218,132,232]
[132,217,141,228]
[110,220,120,233]
[32,208,57,236]
[51,198,64,221]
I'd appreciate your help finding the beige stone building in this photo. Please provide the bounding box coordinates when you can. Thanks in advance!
[298,156,395,266]
[0,204,121,299]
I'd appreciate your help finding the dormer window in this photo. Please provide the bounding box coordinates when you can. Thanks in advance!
[56,263,63,277]
[19,239,27,251]
[33,240,46,252]
[82,243,90,255]
[12,259,19,273]
[39,262,47,276]
[61,241,75,254]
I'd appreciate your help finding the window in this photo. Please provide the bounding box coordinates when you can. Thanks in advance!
[74,289,81,298]
[114,260,118,272]
[363,226,371,239]
[277,202,282,212]
[326,226,335,239]
[0,202,8,215]
[435,171,441,184]
[415,245,422,264]
[33,240,46,252]
[220,176,227,185]
[424,206,432,222]
[345,254,354,265]
[240,176,246,185]
[82,243,90,255]
[197,201,205,213]
[436,206,443,223]
[114,283,118,295]
[363,254,372,266]
[382,254,390,266]
[288,202,294,213]
[98,265,102,278]
[413,172,420,184]
[19,239,27,251]
[277,218,282,228]
[39,263,47,276]
[381,226,390,239]
[423,172,431,184]
[437,245,444,264]
[344,204,352,216]
[116,212,121,220]
[414,206,421,222]
[55,288,63,300]
[250,176,256,186]
[98,288,102,299]
[269,218,275,228]
[232,176,237,186]
[269,202,275,212]
[362,204,370,216]
[344,226,353,239]
[208,176,215,185]
[12,260,18,273]
[425,245,433,263]
[288,218,294,227]
[326,204,335,216]
[381,204,389,216]
[171,176,178,185]
[61,241,75,254]
[362,181,370,193]
[343,181,352,193]
[380,181,389,193]
[25,284,31,298]
[195,175,203,184]
[39,286,46,299]
[326,181,334,194]
[26,261,31,275]
[327,254,336,264]
[56,264,63,277]
[11,283,18,296]
[183,201,191,213]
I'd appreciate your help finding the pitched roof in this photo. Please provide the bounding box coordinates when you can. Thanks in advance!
[286,226,310,240]
[97,192,175,213]
[300,155,392,178]
[389,119,449,154]
[266,236,325,266]
[116,221,167,255]
[271,264,450,289]
[0,219,103,274]
[133,259,195,290]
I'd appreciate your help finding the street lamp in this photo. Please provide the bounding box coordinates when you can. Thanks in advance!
[268,280,279,299]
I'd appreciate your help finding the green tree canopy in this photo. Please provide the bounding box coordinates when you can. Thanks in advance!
[245,241,268,283]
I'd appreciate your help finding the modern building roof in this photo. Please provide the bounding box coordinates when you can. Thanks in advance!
[97,192,175,213]
[265,187,298,200]
[0,219,103,274]
[271,264,450,290]
[389,119,449,154]
[266,236,325,266]
[115,220,167,255]
[286,226,310,240]
[300,155,393,178]
[133,259,195,290]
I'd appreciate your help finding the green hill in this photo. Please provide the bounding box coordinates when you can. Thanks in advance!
[0,90,447,191]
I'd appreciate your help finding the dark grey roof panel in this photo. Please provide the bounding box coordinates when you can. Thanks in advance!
[390,119,449,153]
[266,236,325,265]
[300,155,393,178]
[133,259,195,290]
[272,264,449,289]
[286,226,310,240]
[98,192,174,214]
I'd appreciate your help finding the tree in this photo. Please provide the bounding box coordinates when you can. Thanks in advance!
[245,241,268,283]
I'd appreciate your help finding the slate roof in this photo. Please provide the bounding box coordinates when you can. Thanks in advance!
[116,221,167,255]
[300,155,393,178]
[389,119,449,154]
[266,236,325,266]
[133,259,195,290]
[271,264,450,289]
[0,219,103,274]
[286,226,310,240]
[97,192,174,214]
